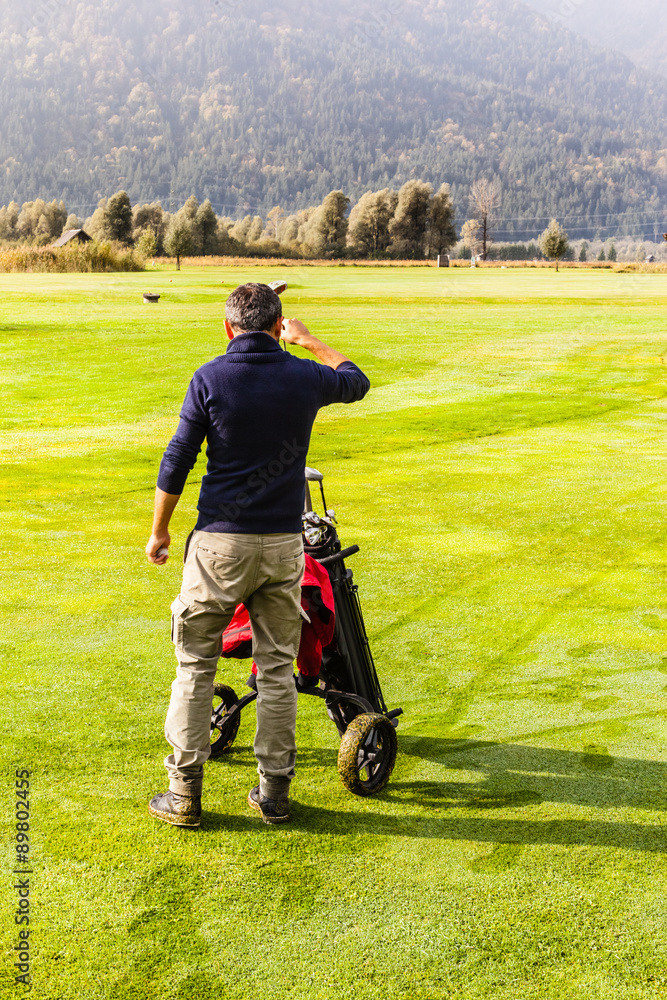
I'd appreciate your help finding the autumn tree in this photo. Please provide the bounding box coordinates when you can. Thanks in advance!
[0,201,19,240]
[64,213,83,232]
[195,199,219,255]
[85,199,108,241]
[539,219,569,271]
[230,215,253,243]
[347,188,398,257]
[247,215,264,243]
[164,215,193,270]
[181,195,199,221]
[469,178,501,260]
[132,202,166,253]
[217,218,245,256]
[302,191,350,257]
[265,207,285,240]
[427,183,457,257]
[46,200,67,238]
[136,228,158,258]
[461,219,483,258]
[279,215,300,247]
[17,199,67,243]
[388,180,432,259]
[104,190,133,245]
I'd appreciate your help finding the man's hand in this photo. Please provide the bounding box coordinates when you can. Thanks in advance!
[280,317,312,347]
[146,488,181,565]
[281,318,351,370]
[146,531,170,565]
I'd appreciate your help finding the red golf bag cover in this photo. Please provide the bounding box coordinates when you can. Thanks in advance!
[221,553,335,678]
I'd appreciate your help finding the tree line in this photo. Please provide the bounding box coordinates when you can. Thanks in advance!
[0,182,460,263]
[2,183,659,267]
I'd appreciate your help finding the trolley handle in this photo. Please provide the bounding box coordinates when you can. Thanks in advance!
[316,545,360,567]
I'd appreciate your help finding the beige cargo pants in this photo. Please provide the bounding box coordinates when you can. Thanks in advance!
[164,530,305,799]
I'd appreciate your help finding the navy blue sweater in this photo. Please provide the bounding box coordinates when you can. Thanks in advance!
[158,331,371,534]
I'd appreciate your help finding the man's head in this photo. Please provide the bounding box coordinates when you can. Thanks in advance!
[225,283,283,341]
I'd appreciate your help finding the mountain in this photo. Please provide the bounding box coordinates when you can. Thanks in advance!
[0,0,665,238]
[522,0,667,78]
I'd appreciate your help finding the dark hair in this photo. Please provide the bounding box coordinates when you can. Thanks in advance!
[225,283,282,333]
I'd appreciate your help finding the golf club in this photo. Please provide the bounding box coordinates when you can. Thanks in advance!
[268,279,290,349]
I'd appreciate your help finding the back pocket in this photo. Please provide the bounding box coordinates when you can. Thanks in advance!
[196,545,243,573]
[197,545,242,563]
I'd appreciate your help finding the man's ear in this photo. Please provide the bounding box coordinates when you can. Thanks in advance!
[224,320,235,341]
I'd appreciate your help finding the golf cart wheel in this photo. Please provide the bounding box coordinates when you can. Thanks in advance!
[210,683,241,757]
[337,713,397,797]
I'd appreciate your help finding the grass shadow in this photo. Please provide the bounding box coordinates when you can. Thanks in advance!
[201,801,667,852]
[398,735,667,812]
[202,736,667,852]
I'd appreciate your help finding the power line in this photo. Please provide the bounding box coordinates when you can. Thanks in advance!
[61,198,666,224]
[64,199,268,216]
[496,221,665,236]
[491,210,666,224]
[23,194,667,239]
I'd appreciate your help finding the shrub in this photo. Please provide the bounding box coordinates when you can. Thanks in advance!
[135,229,158,258]
[0,241,145,273]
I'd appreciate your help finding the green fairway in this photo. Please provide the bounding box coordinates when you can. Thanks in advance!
[3,265,667,999]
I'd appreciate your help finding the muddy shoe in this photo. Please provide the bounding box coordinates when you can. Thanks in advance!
[247,785,290,825]
[148,791,201,829]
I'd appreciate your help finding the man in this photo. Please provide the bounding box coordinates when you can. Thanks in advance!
[146,282,370,827]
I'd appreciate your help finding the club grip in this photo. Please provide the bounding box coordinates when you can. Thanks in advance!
[316,545,360,567]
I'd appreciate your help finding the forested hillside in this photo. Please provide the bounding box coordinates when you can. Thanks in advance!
[0,0,666,238]
[523,0,667,78]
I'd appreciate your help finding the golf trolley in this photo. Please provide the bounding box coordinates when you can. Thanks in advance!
[209,468,403,796]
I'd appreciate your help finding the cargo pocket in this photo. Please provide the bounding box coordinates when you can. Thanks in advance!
[171,595,224,661]
[170,595,189,647]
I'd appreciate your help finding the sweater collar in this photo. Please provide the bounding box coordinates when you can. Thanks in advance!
[226,331,282,355]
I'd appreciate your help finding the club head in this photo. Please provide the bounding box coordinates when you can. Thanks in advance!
[268,280,288,295]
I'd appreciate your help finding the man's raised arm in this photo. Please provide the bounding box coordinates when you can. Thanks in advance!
[281,318,370,403]
[281,318,350,369]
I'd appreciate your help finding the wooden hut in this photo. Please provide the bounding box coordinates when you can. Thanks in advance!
[51,228,93,247]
